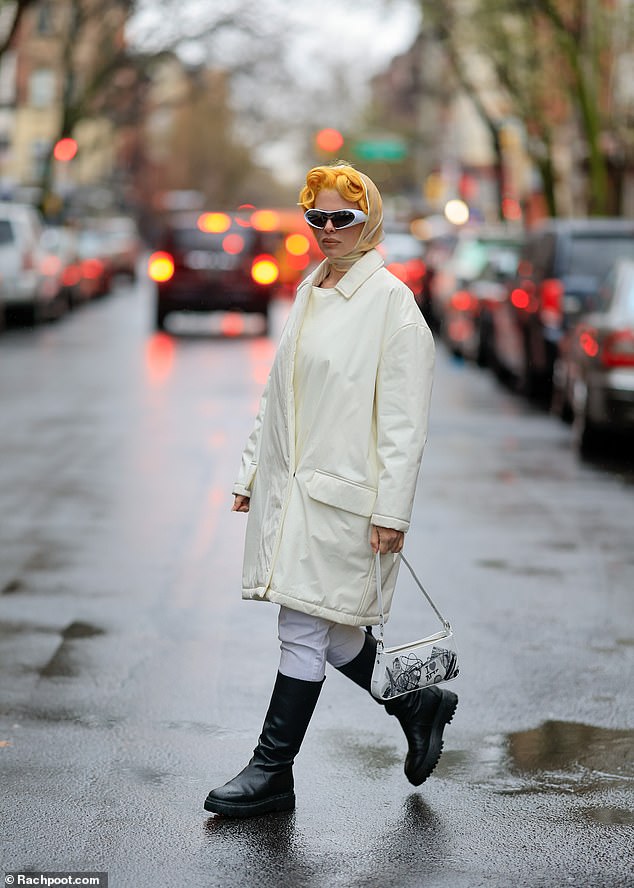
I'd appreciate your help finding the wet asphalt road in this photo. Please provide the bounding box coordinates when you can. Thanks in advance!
[1,274,633,888]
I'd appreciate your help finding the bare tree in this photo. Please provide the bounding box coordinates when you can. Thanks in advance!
[417,0,634,215]
[0,0,39,58]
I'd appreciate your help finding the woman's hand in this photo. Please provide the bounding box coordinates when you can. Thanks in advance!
[232,494,250,513]
[370,525,404,554]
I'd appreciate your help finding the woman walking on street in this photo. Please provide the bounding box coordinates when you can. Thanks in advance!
[204,163,457,818]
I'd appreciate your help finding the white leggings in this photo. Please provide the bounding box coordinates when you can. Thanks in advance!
[278,606,366,681]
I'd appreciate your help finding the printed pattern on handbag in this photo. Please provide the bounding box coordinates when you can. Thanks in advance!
[376,646,459,700]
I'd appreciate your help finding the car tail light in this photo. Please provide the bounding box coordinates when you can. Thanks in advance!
[450,290,475,312]
[539,278,564,326]
[40,255,62,276]
[601,330,634,367]
[62,264,82,287]
[198,212,231,233]
[148,251,175,282]
[285,233,310,257]
[579,329,600,358]
[251,210,279,231]
[222,234,244,254]
[81,258,104,280]
[511,279,537,312]
[251,254,279,285]
[22,250,35,271]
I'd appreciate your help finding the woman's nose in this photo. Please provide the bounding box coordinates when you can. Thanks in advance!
[323,219,336,233]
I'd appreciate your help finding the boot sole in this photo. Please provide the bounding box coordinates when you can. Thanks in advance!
[204,791,295,818]
[406,690,458,786]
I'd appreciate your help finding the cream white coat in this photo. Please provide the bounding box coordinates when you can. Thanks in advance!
[233,249,435,626]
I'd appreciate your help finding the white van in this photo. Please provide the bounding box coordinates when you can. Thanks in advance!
[0,202,46,324]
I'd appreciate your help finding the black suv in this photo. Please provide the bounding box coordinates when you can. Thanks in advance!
[498,219,634,398]
[149,212,281,332]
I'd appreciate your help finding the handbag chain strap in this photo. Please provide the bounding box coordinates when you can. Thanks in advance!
[375,551,451,649]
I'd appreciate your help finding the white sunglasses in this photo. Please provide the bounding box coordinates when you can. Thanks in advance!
[304,208,368,230]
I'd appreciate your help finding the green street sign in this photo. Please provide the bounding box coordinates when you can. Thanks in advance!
[353,138,408,161]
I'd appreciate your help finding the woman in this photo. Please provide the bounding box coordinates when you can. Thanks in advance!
[204,163,457,818]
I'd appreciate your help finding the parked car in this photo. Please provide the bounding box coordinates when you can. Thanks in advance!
[417,232,457,329]
[428,227,522,336]
[76,228,113,298]
[378,231,427,310]
[552,258,634,452]
[492,219,634,399]
[444,239,523,361]
[0,201,46,324]
[92,216,141,279]
[148,211,282,332]
[39,226,85,310]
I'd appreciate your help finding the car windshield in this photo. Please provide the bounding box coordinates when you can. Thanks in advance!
[171,228,256,252]
[0,219,13,245]
[566,236,634,278]
[452,238,519,280]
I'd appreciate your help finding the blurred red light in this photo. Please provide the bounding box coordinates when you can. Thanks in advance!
[53,138,78,162]
[579,330,599,358]
[285,233,310,256]
[251,210,279,231]
[221,313,245,337]
[451,290,474,312]
[40,255,62,276]
[251,254,279,285]
[502,198,522,221]
[511,288,530,310]
[602,330,634,367]
[62,265,81,286]
[223,233,244,254]
[235,205,255,228]
[198,213,231,233]
[316,128,344,152]
[81,258,104,280]
[148,251,174,282]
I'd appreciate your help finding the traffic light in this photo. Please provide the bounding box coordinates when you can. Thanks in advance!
[53,138,78,162]
[315,128,344,153]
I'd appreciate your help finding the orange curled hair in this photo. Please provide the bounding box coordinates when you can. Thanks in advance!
[298,163,368,214]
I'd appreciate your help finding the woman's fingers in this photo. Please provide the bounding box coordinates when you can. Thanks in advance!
[371,526,404,554]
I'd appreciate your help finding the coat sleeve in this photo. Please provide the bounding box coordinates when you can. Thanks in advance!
[371,321,435,532]
[232,376,270,498]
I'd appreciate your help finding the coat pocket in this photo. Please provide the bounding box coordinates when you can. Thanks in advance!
[306,470,377,517]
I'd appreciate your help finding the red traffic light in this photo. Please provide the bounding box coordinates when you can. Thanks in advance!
[53,138,78,162]
[315,128,344,153]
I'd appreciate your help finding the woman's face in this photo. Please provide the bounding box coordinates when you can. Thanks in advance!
[310,189,365,261]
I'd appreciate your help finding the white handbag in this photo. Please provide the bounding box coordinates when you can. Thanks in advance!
[370,551,459,702]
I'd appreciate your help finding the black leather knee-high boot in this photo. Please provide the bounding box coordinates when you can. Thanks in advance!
[204,672,324,817]
[336,632,458,786]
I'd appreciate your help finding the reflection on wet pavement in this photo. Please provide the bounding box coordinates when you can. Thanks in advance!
[39,621,105,678]
[444,720,634,801]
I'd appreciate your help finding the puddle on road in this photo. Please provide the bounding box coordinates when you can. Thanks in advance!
[38,620,105,678]
[506,720,633,778]
[446,720,634,801]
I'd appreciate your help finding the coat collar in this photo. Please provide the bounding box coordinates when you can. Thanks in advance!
[301,249,385,301]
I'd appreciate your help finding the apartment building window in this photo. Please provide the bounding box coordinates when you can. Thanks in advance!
[29,69,56,108]
[0,51,16,106]
[37,1,55,36]
[30,139,51,180]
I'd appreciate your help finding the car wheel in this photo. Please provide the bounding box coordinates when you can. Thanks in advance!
[155,304,169,331]
[261,304,270,336]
